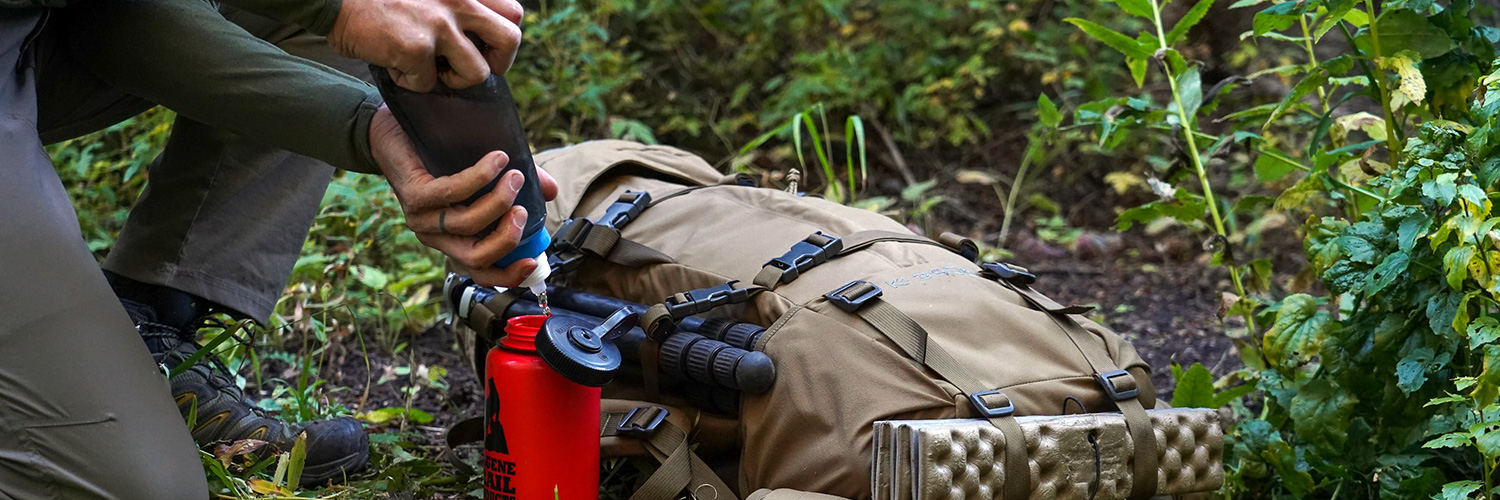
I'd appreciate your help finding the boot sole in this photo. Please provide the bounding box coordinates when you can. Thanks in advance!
[298,449,371,488]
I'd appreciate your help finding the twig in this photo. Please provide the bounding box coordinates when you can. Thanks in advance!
[869,116,918,186]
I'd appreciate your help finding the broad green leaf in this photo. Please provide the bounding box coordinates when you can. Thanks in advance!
[1424,173,1460,206]
[1469,316,1500,349]
[1367,9,1457,59]
[1253,1,1303,36]
[1476,424,1500,457]
[1429,291,1465,336]
[1452,288,1476,334]
[1127,57,1149,88]
[1313,0,1358,41]
[1065,18,1154,61]
[1264,294,1331,366]
[1435,480,1482,500]
[1254,150,1302,183]
[1396,347,1435,393]
[1473,345,1500,404]
[1176,68,1204,121]
[1337,234,1379,264]
[1423,432,1474,449]
[353,265,389,290]
[1212,384,1259,408]
[1171,363,1216,408]
[1262,440,1316,496]
[1445,245,1478,290]
[1115,193,1208,230]
[1106,0,1155,19]
[1459,184,1489,210]
[1290,378,1357,455]
[1398,213,1431,251]
[1037,94,1062,128]
[1343,7,1370,27]
[1365,251,1410,295]
[1166,0,1215,44]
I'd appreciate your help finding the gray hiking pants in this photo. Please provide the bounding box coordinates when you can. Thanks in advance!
[2,3,367,498]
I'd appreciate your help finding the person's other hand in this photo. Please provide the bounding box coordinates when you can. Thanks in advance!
[328,0,522,91]
[369,105,558,286]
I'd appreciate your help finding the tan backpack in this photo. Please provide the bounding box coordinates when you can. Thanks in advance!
[454,140,1177,499]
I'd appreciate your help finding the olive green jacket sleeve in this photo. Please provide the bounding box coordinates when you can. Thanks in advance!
[6,0,340,36]
[61,0,382,173]
[215,0,341,35]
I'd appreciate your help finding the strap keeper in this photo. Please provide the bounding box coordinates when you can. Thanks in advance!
[763,232,844,284]
[664,281,755,320]
[980,262,1037,285]
[1096,369,1140,401]
[825,280,883,313]
[552,218,595,254]
[616,405,669,439]
[938,232,980,263]
[968,389,1016,418]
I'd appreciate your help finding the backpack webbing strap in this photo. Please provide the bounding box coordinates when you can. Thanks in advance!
[983,265,1159,500]
[824,281,1031,499]
[752,229,974,290]
[598,406,740,500]
[643,173,759,208]
[836,230,949,256]
[552,191,675,273]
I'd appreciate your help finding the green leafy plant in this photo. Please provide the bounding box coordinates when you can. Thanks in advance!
[1073,0,1500,496]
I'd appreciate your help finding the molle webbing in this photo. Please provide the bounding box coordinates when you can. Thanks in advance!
[824,280,1031,499]
[981,264,1159,500]
[600,405,740,500]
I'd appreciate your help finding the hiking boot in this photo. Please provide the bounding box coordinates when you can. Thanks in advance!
[107,272,370,487]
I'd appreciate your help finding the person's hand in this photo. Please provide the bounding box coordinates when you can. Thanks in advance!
[369,105,558,286]
[328,0,523,91]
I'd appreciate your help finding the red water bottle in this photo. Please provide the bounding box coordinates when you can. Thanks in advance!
[484,315,600,500]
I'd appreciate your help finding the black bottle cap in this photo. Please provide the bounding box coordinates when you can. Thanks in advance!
[535,315,622,387]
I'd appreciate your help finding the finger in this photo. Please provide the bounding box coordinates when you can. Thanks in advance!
[460,10,521,75]
[409,169,524,235]
[405,151,508,210]
[536,166,559,201]
[389,53,438,92]
[464,258,539,288]
[417,206,528,270]
[436,27,490,89]
[472,0,524,25]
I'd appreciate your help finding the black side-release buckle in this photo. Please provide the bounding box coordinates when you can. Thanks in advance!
[616,405,669,439]
[825,280,883,313]
[1096,370,1140,401]
[665,281,754,320]
[968,389,1016,418]
[599,191,652,228]
[765,232,844,284]
[981,262,1037,286]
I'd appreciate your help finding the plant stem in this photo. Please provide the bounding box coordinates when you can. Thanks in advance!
[1362,0,1404,165]
[1299,15,1330,115]
[1149,0,1255,332]
[1000,135,1040,243]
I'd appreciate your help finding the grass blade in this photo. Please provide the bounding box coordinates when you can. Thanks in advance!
[287,432,308,489]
